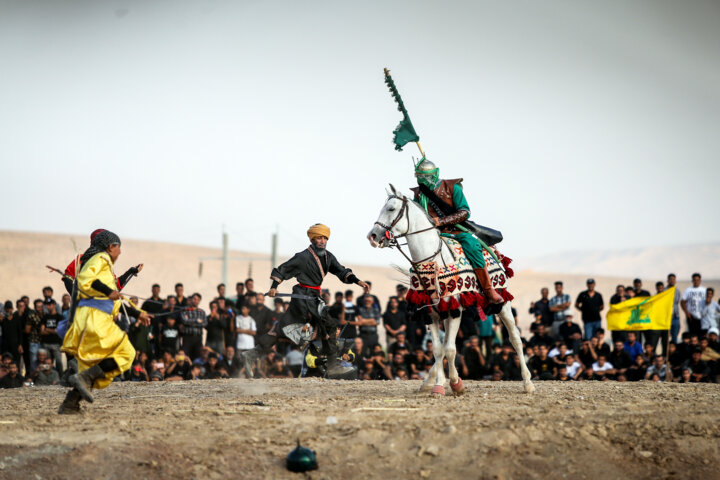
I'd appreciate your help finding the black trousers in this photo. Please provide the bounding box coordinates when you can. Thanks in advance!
[181,336,203,361]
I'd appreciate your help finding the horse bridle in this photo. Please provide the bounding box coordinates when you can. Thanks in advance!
[374,194,445,265]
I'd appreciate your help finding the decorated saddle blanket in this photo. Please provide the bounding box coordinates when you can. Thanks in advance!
[406,238,514,318]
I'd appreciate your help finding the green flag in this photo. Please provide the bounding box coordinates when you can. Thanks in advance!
[384,68,420,151]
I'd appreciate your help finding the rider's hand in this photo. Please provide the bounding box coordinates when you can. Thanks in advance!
[267,288,277,298]
[136,264,144,273]
[108,291,122,301]
[357,281,370,294]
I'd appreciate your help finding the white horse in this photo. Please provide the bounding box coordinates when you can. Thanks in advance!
[367,185,535,395]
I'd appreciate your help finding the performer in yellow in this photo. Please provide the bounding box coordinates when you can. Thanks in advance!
[58,230,152,414]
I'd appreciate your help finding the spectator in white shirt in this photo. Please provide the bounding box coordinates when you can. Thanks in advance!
[565,353,583,380]
[592,354,615,380]
[235,305,257,352]
[681,273,707,336]
[700,288,720,335]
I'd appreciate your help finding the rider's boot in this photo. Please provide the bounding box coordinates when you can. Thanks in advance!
[475,267,503,304]
[57,388,83,415]
[68,364,105,403]
[322,337,354,379]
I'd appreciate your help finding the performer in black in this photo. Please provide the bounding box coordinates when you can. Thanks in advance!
[239,224,369,379]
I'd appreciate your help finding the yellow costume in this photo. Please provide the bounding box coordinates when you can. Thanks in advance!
[61,251,135,389]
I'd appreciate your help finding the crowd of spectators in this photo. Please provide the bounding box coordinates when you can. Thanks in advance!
[1,271,719,388]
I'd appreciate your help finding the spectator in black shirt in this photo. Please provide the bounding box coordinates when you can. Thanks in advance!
[578,365,602,381]
[328,291,345,328]
[683,349,710,382]
[41,301,63,372]
[609,285,627,305]
[205,301,228,355]
[215,283,227,301]
[504,354,524,381]
[594,329,612,358]
[356,281,381,313]
[609,340,632,376]
[633,278,651,297]
[232,282,245,310]
[558,316,582,353]
[0,362,23,388]
[1,300,23,365]
[244,278,256,300]
[174,283,189,307]
[204,353,229,379]
[575,279,604,340]
[160,316,180,355]
[142,284,165,315]
[408,346,429,378]
[578,340,597,368]
[216,297,235,349]
[529,288,553,328]
[250,293,274,337]
[383,297,407,347]
[220,346,241,378]
[626,354,647,381]
[528,324,554,349]
[388,332,410,357]
[491,343,514,376]
[165,350,192,380]
[350,337,370,367]
[591,336,611,363]
[529,345,556,380]
[341,290,359,340]
[457,308,480,351]
[556,364,572,381]
[460,336,486,380]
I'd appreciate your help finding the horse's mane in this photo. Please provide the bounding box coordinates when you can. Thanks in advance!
[386,191,437,227]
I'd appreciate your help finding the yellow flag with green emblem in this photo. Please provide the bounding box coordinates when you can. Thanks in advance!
[607,287,675,331]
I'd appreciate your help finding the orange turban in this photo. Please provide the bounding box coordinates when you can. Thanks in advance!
[307,223,331,240]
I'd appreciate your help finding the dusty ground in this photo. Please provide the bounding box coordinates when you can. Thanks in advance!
[1,379,719,480]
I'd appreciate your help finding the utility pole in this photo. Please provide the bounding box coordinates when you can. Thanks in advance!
[271,226,278,268]
[222,226,229,288]
[198,226,276,284]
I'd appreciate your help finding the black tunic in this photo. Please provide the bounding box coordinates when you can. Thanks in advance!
[271,246,358,331]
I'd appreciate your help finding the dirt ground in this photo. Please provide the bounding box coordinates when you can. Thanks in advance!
[1,379,719,480]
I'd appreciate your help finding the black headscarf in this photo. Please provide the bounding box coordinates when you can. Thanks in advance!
[79,230,121,267]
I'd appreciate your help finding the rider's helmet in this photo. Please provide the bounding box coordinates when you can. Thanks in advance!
[414,157,439,189]
[287,442,318,472]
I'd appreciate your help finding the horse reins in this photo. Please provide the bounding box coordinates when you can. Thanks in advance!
[373,194,447,265]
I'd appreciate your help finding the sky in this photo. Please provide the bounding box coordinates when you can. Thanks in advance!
[1,0,719,267]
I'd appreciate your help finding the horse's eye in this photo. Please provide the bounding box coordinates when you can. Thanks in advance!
[388,208,395,212]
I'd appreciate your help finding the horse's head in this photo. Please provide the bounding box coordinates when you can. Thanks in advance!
[367,184,408,248]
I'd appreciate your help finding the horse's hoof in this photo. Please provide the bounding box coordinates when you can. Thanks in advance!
[450,379,465,395]
[524,381,536,394]
[431,385,445,396]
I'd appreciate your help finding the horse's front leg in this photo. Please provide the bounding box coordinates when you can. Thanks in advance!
[444,312,464,395]
[499,302,535,394]
[429,317,446,395]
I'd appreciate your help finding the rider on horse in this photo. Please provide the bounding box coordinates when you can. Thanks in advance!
[410,157,506,307]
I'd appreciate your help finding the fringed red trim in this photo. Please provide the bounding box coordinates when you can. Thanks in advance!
[498,288,514,302]
[459,292,474,308]
[407,289,432,306]
[449,297,460,311]
[500,255,514,279]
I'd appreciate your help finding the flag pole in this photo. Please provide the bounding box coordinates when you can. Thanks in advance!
[415,141,425,158]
